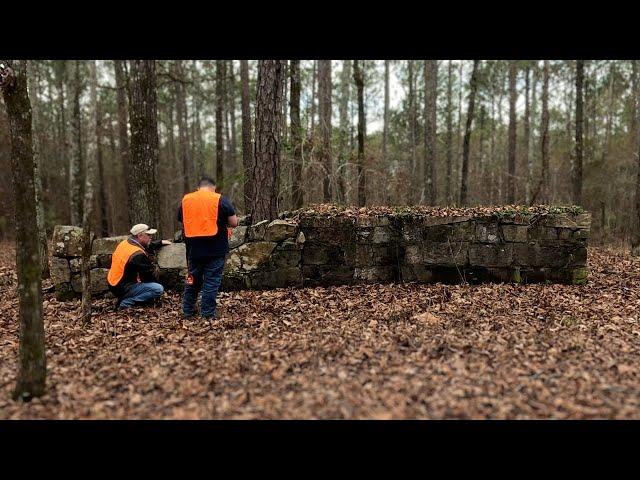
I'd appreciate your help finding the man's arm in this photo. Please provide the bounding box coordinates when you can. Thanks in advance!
[222,196,238,227]
[130,252,158,283]
[228,214,239,228]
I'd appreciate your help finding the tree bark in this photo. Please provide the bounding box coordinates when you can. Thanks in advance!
[460,60,480,206]
[240,60,252,212]
[27,61,50,279]
[539,60,550,204]
[250,60,285,223]
[424,60,438,205]
[1,59,46,400]
[383,60,389,180]
[173,61,192,194]
[445,60,454,205]
[114,60,131,224]
[337,60,351,204]
[308,60,317,139]
[524,64,531,204]
[69,60,84,225]
[408,60,418,204]
[216,60,225,191]
[228,60,237,174]
[632,60,640,255]
[574,60,584,206]
[290,60,303,209]
[353,60,366,207]
[507,60,517,204]
[318,60,332,202]
[80,60,99,323]
[127,60,161,231]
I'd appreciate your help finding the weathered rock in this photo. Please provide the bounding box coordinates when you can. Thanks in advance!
[159,267,188,291]
[502,225,528,243]
[476,223,500,243]
[50,257,70,284]
[70,256,98,273]
[264,220,298,242]
[249,267,303,289]
[71,268,110,294]
[270,249,301,269]
[52,225,86,257]
[296,231,306,245]
[354,266,394,282]
[225,251,242,272]
[229,226,248,249]
[355,244,395,267]
[247,220,269,241]
[54,283,76,301]
[404,242,468,267]
[157,243,187,270]
[468,244,514,267]
[236,241,277,270]
[92,235,128,255]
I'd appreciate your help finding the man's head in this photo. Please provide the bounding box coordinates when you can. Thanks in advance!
[198,175,217,192]
[130,224,157,247]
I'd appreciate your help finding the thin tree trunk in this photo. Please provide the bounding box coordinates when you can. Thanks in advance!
[216,60,225,191]
[96,84,108,237]
[127,60,161,232]
[114,60,131,224]
[69,60,83,226]
[290,60,303,209]
[80,60,99,323]
[533,60,551,205]
[228,60,237,175]
[424,60,438,205]
[507,60,517,204]
[250,60,285,223]
[173,61,192,194]
[353,60,366,207]
[1,59,46,400]
[632,59,640,255]
[27,61,50,279]
[460,60,480,206]
[408,60,418,204]
[309,60,317,139]
[337,60,351,204]
[240,60,252,212]
[574,60,584,206]
[383,60,389,184]
[524,64,531,204]
[445,60,453,205]
[318,60,332,202]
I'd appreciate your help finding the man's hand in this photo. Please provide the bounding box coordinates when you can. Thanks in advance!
[162,240,172,246]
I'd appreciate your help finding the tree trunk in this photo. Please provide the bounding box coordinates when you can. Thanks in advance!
[524,64,531,204]
[383,60,389,183]
[127,60,161,231]
[574,60,584,206]
[27,61,50,279]
[114,60,131,224]
[250,60,285,223]
[632,60,640,255]
[240,60,252,212]
[353,60,366,207]
[318,60,332,202]
[69,60,84,226]
[228,60,237,175]
[80,60,99,323]
[507,60,517,204]
[173,61,192,194]
[216,60,225,191]
[1,59,46,400]
[445,60,454,205]
[290,60,303,209]
[337,60,351,204]
[308,60,317,139]
[424,60,438,205]
[408,60,418,204]
[460,60,480,206]
[539,60,550,204]
[96,81,108,237]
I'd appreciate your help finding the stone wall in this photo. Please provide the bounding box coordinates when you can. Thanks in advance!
[50,208,591,300]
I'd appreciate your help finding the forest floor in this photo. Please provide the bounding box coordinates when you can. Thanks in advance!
[1,242,640,419]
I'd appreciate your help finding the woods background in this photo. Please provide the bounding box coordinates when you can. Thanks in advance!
[1,60,638,248]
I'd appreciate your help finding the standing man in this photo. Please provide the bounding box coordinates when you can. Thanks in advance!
[107,224,171,309]
[178,176,238,320]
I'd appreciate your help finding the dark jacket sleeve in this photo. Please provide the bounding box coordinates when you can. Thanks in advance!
[148,239,164,255]
[129,252,158,283]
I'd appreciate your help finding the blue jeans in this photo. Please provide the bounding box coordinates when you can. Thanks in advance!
[119,282,164,309]
[183,256,226,318]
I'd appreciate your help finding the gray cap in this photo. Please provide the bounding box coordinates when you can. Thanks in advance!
[130,224,158,236]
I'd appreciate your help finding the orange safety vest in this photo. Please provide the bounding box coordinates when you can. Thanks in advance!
[107,239,147,287]
[181,189,221,238]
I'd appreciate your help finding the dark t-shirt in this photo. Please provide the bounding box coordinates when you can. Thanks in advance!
[177,195,236,260]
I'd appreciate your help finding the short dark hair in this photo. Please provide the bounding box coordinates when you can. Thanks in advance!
[198,176,216,187]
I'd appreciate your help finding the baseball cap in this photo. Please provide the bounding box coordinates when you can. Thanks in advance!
[130,224,158,236]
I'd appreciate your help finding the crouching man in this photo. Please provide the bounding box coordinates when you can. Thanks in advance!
[107,223,171,309]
